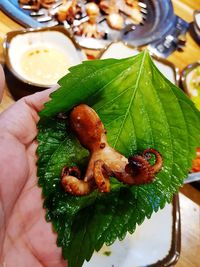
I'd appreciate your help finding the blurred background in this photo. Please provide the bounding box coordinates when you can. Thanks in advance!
[0,1,200,266]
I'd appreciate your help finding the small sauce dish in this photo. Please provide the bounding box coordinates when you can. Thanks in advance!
[3,26,86,99]
[181,62,200,111]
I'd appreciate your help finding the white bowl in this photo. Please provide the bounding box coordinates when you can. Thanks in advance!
[4,26,86,88]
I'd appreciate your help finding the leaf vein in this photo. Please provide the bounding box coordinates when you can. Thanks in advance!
[113,51,147,148]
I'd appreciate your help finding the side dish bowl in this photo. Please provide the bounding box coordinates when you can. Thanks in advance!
[3,26,86,99]
[181,61,200,110]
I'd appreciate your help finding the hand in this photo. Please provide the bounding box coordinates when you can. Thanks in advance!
[0,66,66,266]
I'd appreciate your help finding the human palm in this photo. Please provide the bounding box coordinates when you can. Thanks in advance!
[0,78,66,266]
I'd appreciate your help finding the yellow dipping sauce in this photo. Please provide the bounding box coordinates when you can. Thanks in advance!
[20,46,70,86]
[186,66,200,111]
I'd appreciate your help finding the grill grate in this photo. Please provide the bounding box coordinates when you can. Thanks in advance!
[18,0,148,41]
[2,0,188,55]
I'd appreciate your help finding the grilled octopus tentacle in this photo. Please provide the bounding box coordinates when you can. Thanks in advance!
[93,160,110,193]
[61,166,95,196]
[143,148,163,174]
[116,155,154,185]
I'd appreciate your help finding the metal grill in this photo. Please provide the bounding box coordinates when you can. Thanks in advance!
[18,0,149,48]
[1,0,188,55]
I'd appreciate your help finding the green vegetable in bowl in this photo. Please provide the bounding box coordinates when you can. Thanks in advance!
[37,51,200,267]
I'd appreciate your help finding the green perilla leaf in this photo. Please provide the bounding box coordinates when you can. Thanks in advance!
[37,51,200,267]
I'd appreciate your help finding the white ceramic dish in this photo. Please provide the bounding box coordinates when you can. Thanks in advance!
[83,42,181,267]
[4,26,86,88]
[83,199,180,267]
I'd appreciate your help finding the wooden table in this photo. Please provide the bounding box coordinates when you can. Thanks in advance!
[0,1,200,266]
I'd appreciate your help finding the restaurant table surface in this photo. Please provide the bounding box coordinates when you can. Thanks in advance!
[0,0,200,266]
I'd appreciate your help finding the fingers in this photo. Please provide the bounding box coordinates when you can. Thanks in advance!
[0,85,58,145]
[0,64,5,102]
[23,85,59,112]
